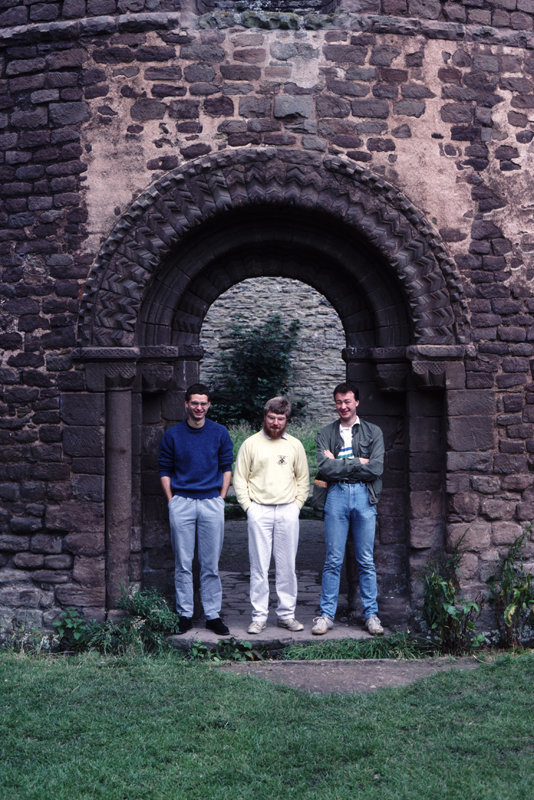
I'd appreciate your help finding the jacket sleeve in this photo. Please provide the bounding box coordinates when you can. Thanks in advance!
[232,441,252,512]
[293,441,310,509]
[351,425,384,483]
[316,423,384,483]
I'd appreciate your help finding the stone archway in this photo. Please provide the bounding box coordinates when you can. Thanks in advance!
[75,147,471,622]
[79,147,469,348]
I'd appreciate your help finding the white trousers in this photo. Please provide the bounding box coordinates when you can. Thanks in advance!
[247,501,300,622]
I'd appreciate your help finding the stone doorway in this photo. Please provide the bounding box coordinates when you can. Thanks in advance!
[76,148,470,624]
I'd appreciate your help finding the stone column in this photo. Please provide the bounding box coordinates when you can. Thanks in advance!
[105,366,136,611]
[77,348,139,615]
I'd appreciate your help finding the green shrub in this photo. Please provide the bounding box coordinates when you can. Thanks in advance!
[51,589,182,656]
[189,637,262,662]
[422,544,484,655]
[487,527,534,649]
[209,313,306,428]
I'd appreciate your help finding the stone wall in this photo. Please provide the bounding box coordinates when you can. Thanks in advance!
[3,1,534,30]
[200,277,346,423]
[1,1,534,631]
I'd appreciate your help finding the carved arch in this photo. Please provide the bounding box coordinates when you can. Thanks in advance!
[78,148,470,348]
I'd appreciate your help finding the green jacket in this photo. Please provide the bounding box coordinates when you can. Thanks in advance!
[315,418,384,507]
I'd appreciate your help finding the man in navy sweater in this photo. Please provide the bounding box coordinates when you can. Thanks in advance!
[159,383,234,636]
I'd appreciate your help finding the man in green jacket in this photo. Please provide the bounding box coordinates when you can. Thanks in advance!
[312,382,385,636]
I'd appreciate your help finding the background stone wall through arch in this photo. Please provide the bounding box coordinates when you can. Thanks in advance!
[200,277,347,424]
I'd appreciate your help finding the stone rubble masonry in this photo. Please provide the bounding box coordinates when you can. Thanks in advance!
[1,2,534,631]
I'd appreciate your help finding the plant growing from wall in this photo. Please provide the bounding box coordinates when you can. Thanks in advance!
[209,313,305,427]
[486,527,534,649]
[422,543,484,654]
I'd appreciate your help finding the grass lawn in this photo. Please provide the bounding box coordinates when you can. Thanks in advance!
[1,650,533,800]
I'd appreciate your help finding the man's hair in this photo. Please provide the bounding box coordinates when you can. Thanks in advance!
[264,396,291,418]
[333,382,359,401]
[185,383,211,401]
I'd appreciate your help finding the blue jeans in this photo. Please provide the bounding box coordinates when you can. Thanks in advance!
[320,482,378,621]
[168,495,225,619]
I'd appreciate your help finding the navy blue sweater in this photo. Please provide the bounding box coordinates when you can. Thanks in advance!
[158,419,234,499]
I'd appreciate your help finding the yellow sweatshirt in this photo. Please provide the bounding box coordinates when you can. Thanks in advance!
[233,431,309,512]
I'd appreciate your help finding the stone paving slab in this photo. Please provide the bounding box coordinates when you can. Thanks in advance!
[165,518,484,696]
[169,519,391,647]
[169,594,378,648]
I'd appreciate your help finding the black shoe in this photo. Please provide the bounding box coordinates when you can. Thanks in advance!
[206,617,230,636]
[177,616,193,635]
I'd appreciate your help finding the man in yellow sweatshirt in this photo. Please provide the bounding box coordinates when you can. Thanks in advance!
[233,397,309,634]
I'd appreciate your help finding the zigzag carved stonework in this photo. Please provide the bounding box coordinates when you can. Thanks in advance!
[78,148,470,349]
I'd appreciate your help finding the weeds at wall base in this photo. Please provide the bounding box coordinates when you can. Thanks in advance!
[486,526,534,649]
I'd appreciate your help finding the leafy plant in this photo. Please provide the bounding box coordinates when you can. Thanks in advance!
[51,589,182,655]
[209,313,305,427]
[422,545,484,655]
[52,607,95,652]
[487,527,534,649]
[189,637,262,662]
[119,586,181,634]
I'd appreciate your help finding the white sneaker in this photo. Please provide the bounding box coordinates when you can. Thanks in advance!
[366,616,384,636]
[311,615,334,635]
[247,620,267,634]
[277,618,304,632]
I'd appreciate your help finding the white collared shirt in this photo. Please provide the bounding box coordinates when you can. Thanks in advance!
[338,416,360,459]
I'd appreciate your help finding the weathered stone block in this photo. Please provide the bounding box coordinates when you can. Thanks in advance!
[45,502,104,534]
[9,517,42,534]
[0,584,43,607]
[55,584,106,607]
[30,534,63,554]
[480,498,516,520]
[64,531,105,556]
[49,103,90,126]
[44,555,72,569]
[60,394,104,426]
[409,517,444,550]
[493,454,528,474]
[491,521,523,545]
[238,97,271,118]
[63,427,104,458]
[168,99,200,119]
[448,522,491,552]
[323,45,366,64]
[448,416,494,451]
[393,100,425,117]
[351,99,389,118]
[73,555,105,587]
[274,96,314,119]
[409,490,444,518]
[31,570,69,583]
[448,491,479,521]
[130,99,166,121]
[447,389,495,416]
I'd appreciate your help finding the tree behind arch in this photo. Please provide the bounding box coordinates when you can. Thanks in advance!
[209,313,305,427]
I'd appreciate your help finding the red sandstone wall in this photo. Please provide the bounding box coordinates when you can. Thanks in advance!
[1,4,534,630]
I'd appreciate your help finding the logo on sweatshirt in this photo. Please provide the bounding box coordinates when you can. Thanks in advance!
[278,455,287,465]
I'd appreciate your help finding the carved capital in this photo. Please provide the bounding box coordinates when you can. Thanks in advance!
[81,358,138,392]
[141,364,175,395]
[411,361,447,389]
